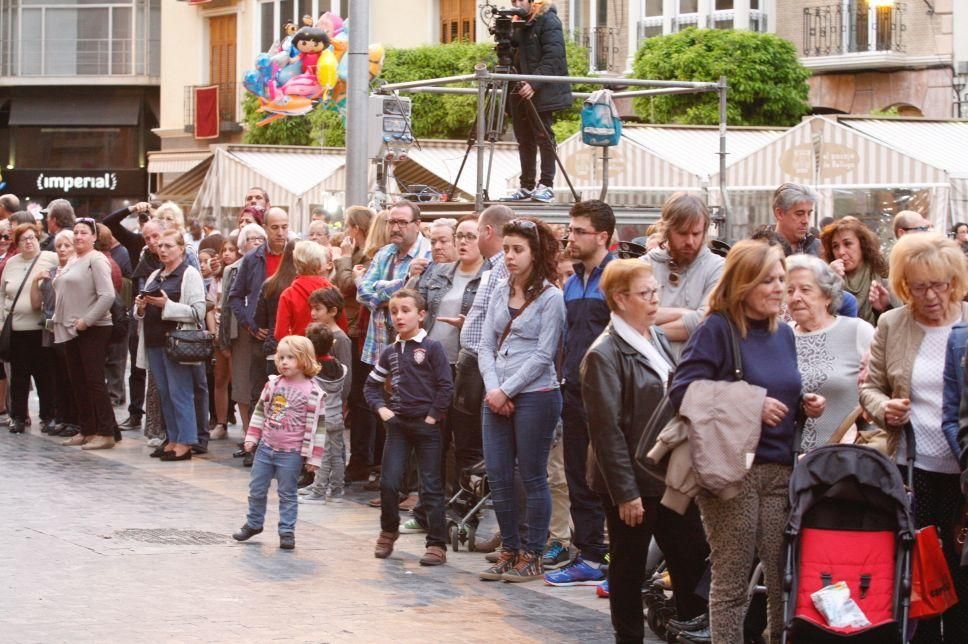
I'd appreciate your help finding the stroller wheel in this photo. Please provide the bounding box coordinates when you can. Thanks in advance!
[450,524,461,552]
[644,601,670,641]
[466,524,477,552]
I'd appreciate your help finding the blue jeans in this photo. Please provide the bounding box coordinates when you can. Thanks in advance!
[246,443,303,535]
[380,416,446,548]
[482,389,562,554]
[146,346,199,445]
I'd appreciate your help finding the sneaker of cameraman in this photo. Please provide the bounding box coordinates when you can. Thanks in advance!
[501,0,573,204]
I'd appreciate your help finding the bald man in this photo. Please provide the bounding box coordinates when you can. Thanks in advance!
[892,210,931,240]
[0,194,20,220]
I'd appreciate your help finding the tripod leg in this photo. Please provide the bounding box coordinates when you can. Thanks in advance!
[525,98,581,203]
[447,117,481,202]
[483,81,511,202]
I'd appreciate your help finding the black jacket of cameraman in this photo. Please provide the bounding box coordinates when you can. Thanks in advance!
[511,3,573,113]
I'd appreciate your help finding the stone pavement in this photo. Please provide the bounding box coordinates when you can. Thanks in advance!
[0,425,665,643]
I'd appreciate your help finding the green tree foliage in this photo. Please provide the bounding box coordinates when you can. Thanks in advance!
[241,39,591,144]
[631,28,810,126]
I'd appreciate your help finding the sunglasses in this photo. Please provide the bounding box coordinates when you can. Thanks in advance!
[507,219,538,235]
[0,234,9,241]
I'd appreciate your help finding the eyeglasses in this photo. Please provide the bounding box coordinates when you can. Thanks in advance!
[908,281,951,297]
[901,226,930,233]
[388,218,415,228]
[455,232,478,242]
[19,235,37,243]
[624,288,661,301]
[567,227,599,237]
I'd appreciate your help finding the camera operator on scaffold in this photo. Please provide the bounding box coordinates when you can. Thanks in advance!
[501,0,573,204]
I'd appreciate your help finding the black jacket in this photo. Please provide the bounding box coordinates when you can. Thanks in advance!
[511,4,573,113]
[582,323,675,502]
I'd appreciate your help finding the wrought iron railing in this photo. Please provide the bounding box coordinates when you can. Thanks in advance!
[803,2,905,57]
[183,83,240,128]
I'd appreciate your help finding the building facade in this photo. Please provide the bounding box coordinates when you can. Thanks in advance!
[0,0,161,216]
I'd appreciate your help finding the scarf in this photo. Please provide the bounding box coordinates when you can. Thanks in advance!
[610,312,672,387]
[843,262,875,325]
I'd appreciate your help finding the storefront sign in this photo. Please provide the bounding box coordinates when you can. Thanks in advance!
[3,169,146,197]
[780,142,859,181]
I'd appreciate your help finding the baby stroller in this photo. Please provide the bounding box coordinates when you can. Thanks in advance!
[446,459,491,552]
[781,430,915,643]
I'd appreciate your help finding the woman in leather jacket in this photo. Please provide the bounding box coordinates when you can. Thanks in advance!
[583,258,709,643]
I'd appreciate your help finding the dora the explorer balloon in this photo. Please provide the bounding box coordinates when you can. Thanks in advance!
[291,27,330,77]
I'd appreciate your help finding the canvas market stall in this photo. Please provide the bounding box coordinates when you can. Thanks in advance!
[552,124,785,209]
[712,116,949,241]
[192,145,347,232]
[836,117,968,229]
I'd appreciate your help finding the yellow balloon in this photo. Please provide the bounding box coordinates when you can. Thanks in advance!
[317,48,338,89]
[368,43,385,80]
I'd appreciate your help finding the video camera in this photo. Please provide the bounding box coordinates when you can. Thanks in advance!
[487,5,529,71]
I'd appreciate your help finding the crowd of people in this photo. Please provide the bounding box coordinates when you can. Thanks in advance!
[3,182,968,643]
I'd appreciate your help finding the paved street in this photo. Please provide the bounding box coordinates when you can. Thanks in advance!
[0,423,661,643]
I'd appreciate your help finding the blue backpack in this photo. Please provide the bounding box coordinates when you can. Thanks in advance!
[581,89,621,147]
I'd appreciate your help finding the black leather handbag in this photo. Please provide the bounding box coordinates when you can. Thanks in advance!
[165,308,213,365]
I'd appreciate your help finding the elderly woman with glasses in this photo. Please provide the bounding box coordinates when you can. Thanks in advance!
[0,223,58,434]
[54,217,117,450]
[860,233,968,642]
[583,258,709,642]
[786,254,874,450]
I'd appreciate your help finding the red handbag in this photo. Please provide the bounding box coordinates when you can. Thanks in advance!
[910,526,959,619]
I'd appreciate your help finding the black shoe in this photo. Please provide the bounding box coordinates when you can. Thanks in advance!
[114,429,123,442]
[118,415,142,431]
[279,534,295,550]
[233,447,246,458]
[191,444,208,455]
[9,420,25,434]
[232,524,263,542]
[150,446,168,458]
[243,452,254,467]
[40,419,57,434]
[56,424,80,437]
[160,449,192,462]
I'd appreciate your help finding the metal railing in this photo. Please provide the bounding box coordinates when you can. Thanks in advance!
[2,37,160,77]
[803,2,906,57]
[183,83,240,129]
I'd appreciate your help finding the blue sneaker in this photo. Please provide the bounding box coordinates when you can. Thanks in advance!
[500,187,533,202]
[530,183,554,203]
[543,555,606,586]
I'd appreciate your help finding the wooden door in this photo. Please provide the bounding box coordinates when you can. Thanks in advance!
[440,0,475,43]
[209,14,237,121]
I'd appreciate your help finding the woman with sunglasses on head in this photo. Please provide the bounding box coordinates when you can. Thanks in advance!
[53,218,117,450]
[0,223,58,434]
[478,216,566,583]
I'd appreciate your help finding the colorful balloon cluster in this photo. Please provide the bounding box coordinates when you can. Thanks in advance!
[242,12,386,127]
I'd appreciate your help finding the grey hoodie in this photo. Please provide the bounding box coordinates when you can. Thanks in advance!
[315,362,348,432]
[645,246,725,353]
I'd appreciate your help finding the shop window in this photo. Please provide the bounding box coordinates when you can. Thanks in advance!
[0,0,159,77]
[13,127,139,170]
[258,1,348,53]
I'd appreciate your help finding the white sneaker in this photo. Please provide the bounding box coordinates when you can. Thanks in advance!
[210,424,228,440]
[298,490,327,504]
[146,437,164,448]
[298,485,316,496]
[328,489,345,503]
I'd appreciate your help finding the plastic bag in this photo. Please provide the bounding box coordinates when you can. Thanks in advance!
[810,581,871,629]
[911,525,959,619]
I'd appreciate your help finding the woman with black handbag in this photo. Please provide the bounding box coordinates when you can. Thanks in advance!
[52,218,117,450]
[583,258,709,642]
[0,223,58,434]
[134,229,207,461]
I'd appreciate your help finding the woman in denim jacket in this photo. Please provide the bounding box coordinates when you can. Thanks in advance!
[478,216,566,583]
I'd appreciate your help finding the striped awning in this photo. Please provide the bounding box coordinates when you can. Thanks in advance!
[719,116,947,190]
[147,150,213,175]
[192,145,347,233]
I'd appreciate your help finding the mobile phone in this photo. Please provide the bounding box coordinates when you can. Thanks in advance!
[140,288,163,298]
